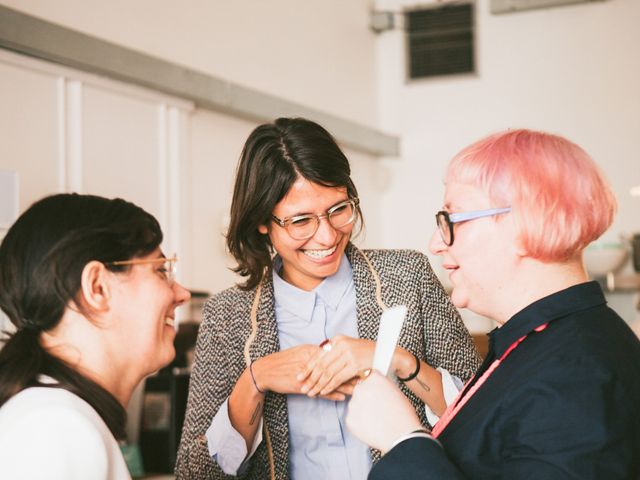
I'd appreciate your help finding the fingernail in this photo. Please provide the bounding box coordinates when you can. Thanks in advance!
[301,384,309,393]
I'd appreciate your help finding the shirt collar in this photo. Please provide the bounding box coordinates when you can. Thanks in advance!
[488,281,606,358]
[271,254,352,323]
[315,254,352,310]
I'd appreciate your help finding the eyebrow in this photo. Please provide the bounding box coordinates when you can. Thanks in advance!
[284,198,350,218]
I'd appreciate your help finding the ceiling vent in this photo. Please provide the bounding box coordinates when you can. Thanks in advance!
[406,2,475,80]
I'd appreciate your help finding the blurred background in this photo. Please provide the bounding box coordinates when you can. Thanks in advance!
[1,0,639,476]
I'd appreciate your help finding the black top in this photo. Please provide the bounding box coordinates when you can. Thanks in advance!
[371,281,640,480]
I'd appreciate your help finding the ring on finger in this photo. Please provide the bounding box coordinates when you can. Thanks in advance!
[356,368,372,382]
[319,339,332,352]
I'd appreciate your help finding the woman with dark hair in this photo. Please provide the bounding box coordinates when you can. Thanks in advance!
[176,117,480,479]
[0,193,191,479]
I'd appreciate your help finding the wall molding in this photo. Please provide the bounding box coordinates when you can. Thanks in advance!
[0,5,399,157]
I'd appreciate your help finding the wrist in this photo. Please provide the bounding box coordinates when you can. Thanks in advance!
[394,349,420,382]
[249,358,267,395]
[392,348,413,377]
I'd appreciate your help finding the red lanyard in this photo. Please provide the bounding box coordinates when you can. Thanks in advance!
[431,322,549,438]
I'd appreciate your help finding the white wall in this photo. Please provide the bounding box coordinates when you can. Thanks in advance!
[373,0,640,329]
[3,0,639,325]
[0,0,379,127]
[0,0,385,297]
[375,0,639,249]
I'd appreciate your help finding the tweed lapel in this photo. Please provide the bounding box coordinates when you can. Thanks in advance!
[347,244,384,342]
[249,271,291,479]
[249,272,280,360]
[346,244,385,464]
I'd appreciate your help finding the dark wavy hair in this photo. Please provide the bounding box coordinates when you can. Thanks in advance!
[227,117,363,290]
[0,193,163,439]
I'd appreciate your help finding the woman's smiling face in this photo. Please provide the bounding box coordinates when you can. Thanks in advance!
[259,178,354,291]
[429,182,519,319]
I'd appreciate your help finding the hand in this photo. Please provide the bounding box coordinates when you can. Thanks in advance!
[253,345,352,401]
[346,370,422,454]
[297,335,375,397]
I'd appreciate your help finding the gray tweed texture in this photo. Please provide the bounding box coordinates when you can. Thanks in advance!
[175,244,480,479]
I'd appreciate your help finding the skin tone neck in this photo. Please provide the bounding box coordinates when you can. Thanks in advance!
[40,307,142,407]
[489,254,589,325]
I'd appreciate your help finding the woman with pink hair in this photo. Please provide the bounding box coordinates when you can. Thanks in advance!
[347,129,640,479]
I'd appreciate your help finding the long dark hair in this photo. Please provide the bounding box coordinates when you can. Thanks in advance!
[227,117,363,290]
[0,193,163,439]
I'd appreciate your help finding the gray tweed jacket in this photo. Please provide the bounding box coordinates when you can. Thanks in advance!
[175,245,480,479]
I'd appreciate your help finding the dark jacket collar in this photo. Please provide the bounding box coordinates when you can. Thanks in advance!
[489,281,606,358]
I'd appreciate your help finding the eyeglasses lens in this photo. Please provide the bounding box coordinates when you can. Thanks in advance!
[165,259,177,284]
[328,202,356,229]
[437,212,453,246]
[286,201,356,240]
[287,217,317,240]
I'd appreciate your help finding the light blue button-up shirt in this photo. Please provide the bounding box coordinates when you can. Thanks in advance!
[273,255,371,479]
[206,254,371,479]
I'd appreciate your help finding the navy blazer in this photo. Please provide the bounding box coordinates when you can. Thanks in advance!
[370,282,640,480]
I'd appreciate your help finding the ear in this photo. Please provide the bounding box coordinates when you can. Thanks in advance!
[258,224,269,234]
[78,261,112,312]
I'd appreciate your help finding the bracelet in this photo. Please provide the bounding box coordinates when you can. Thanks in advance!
[397,353,420,382]
[249,360,265,394]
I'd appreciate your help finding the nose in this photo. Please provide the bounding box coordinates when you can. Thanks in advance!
[172,281,191,306]
[429,229,447,256]
[312,216,338,245]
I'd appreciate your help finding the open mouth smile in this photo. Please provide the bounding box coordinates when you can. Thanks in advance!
[302,245,337,259]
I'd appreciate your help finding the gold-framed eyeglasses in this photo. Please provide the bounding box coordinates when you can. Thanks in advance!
[105,254,178,284]
[436,208,511,246]
[271,198,359,241]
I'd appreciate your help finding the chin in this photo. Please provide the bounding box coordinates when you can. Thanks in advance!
[450,289,469,309]
[157,347,176,370]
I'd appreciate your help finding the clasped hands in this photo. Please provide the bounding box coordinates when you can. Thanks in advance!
[297,335,375,400]
[251,336,375,401]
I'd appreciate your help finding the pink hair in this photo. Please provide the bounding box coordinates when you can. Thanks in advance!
[445,129,617,261]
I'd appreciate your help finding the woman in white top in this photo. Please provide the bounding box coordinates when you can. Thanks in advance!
[0,193,191,479]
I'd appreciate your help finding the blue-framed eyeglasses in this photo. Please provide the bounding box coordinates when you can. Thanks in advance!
[436,207,511,246]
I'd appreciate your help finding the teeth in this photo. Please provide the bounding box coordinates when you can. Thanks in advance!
[303,245,337,259]
[165,318,175,327]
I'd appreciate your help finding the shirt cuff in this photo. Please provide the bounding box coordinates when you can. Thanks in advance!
[387,429,437,454]
[424,367,463,426]
[205,398,263,475]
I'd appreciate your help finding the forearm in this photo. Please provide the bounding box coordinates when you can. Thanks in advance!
[393,348,446,416]
[228,365,265,452]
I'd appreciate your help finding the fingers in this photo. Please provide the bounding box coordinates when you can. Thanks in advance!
[334,378,358,396]
[302,355,348,396]
[316,362,356,396]
[296,346,324,383]
[302,336,374,396]
[297,338,342,392]
[319,391,346,402]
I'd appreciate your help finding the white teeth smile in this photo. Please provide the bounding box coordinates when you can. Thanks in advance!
[303,245,337,259]
[165,318,175,327]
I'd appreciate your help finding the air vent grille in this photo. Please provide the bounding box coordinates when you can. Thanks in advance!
[406,3,475,79]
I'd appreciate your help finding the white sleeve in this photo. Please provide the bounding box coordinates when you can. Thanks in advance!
[205,397,263,475]
[425,367,464,426]
[0,406,111,480]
